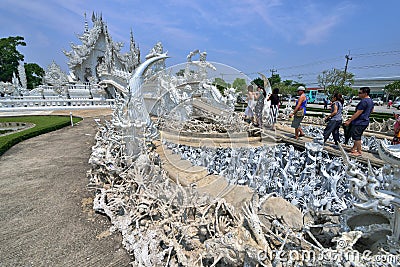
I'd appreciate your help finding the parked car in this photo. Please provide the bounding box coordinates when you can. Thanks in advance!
[314,94,330,105]
[281,95,291,101]
[393,100,400,109]
[372,98,383,106]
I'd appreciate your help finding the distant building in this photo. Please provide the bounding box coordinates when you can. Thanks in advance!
[352,76,400,99]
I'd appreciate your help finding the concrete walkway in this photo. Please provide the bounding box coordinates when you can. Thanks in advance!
[272,124,385,167]
[0,110,130,267]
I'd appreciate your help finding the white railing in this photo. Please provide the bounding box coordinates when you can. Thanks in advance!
[37,83,102,91]
[0,98,115,110]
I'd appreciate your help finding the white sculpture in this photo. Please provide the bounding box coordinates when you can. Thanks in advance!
[18,61,27,89]
[11,72,22,96]
[145,42,165,74]
[124,53,169,157]
[377,139,400,166]
[43,61,68,87]
[184,50,216,82]
[223,87,238,111]
[338,144,400,247]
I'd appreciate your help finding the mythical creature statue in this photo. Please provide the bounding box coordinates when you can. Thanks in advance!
[258,73,273,126]
[338,144,400,248]
[124,53,169,157]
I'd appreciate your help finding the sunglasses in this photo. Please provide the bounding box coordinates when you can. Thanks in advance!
[358,92,364,94]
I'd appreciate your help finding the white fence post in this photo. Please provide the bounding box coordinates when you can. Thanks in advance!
[70,112,74,127]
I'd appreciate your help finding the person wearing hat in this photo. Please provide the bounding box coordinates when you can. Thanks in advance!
[289,86,307,139]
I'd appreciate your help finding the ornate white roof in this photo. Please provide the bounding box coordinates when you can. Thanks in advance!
[44,61,68,85]
[63,12,140,82]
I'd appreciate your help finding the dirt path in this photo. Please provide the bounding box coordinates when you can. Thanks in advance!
[0,111,130,267]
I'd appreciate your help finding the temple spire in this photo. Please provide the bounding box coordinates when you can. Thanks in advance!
[130,29,135,49]
[84,12,89,33]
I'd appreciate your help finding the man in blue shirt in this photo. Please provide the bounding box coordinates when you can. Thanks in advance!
[344,87,374,156]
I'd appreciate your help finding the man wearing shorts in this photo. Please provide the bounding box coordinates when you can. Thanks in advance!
[344,87,374,156]
[289,86,307,139]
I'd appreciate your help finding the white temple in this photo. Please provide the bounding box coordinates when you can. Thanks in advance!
[64,12,140,84]
[0,12,143,100]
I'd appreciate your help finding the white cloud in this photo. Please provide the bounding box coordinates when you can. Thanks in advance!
[251,45,276,55]
[299,16,339,45]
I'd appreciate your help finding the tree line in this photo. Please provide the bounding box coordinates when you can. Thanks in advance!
[208,70,355,97]
[212,68,400,100]
[0,36,44,89]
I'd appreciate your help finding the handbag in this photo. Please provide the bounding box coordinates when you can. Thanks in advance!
[294,109,304,117]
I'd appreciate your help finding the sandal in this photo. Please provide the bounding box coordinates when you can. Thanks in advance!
[349,151,362,157]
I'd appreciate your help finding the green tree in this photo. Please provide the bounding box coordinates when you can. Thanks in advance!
[385,81,400,99]
[232,78,246,92]
[213,77,229,94]
[0,36,26,82]
[326,84,357,97]
[213,77,228,88]
[24,63,44,89]
[272,83,289,96]
[342,86,357,97]
[269,74,281,86]
[283,80,293,86]
[317,68,354,95]
[274,80,299,96]
[252,77,264,89]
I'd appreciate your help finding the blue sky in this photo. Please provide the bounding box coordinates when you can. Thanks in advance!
[1,0,399,87]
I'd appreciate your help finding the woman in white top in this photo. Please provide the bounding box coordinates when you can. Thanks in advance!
[244,85,255,123]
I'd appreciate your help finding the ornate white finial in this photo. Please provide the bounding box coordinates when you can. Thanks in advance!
[84,12,89,32]
[130,29,135,48]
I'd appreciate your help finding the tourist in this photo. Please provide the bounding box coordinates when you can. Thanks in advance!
[344,87,374,157]
[267,88,280,130]
[253,86,266,127]
[388,99,393,109]
[392,113,400,145]
[289,86,307,139]
[244,85,255,123]
[323,98,328,109]
[323,93,344,147]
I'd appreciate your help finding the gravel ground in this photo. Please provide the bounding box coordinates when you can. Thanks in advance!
[0,111,131,267]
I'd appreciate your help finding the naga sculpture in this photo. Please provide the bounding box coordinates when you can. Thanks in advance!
[338,144,400,251]
[124,53,169,157]
[377,139,400,166]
